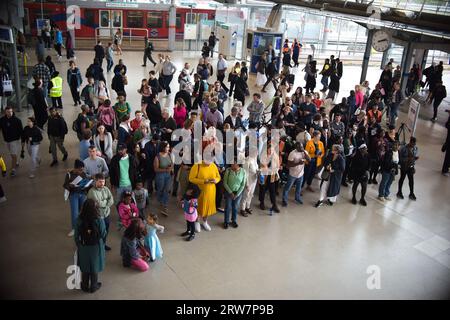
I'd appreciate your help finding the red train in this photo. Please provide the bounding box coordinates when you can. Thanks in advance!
[23,0,237,40]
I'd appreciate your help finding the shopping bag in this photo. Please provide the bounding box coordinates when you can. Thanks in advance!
[2,79,13,93]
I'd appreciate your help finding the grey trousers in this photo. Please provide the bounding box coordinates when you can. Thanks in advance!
[49,135,67,161]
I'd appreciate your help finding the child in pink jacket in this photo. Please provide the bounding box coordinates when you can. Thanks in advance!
[118,191,139,228]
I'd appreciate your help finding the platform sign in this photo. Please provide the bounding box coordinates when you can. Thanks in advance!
[0,26,13,44]
[184,24,197,40]
[200,24,211,40]
[105,2,139,9]
[150,29,158,37]
[253,35,259,48]
[275,37,282,50]
[406,98,420,137]
[36,19,49,33]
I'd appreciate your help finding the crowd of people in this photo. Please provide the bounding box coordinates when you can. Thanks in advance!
[0,33,449,294]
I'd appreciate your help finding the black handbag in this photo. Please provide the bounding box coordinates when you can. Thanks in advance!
[320,168,330,181]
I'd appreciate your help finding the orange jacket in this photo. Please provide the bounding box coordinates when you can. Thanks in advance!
[305,139,325,166]
[368,109,382,123]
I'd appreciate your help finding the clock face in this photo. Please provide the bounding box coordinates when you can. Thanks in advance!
[372,30,391,52]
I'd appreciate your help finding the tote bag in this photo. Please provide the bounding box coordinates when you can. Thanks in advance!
[2,75,13,93]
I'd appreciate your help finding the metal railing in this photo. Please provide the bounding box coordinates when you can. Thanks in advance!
[94,27,149,45]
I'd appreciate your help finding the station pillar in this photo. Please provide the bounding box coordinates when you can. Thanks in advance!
[360,29,374,84]
[413,48,428,73]
[381,49,390,70]
[168,0,176,52]
[322,16,331,53]
[400,41,414,94]
[11,38,21,111]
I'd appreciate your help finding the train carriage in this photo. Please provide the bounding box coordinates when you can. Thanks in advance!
[23,0,217,40]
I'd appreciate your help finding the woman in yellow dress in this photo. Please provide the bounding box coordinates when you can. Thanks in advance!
[189,160,221,232]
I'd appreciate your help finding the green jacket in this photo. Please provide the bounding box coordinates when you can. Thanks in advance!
[74,218,106,273]
[223,167,246,196]
[87,186,114,218]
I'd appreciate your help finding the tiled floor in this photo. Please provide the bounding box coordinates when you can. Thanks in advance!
[0,49,449,299]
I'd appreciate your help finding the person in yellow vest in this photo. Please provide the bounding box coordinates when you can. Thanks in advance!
[49,71,63,109]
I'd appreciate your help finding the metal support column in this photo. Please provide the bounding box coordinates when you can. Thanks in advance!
[400,41,414,94]
[168,0,176,52]
[381,49,390,70]
[360,29,374,84]
[420,49,428,72]
[11,40,21,111]
[322,16,331,53]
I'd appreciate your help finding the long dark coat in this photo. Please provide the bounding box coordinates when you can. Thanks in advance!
[74,218,107,273]
[327,154,345,197]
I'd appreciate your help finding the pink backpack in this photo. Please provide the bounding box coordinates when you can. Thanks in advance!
[99,107,115,126]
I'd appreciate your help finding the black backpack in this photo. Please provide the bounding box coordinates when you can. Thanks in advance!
[72,117,80,133]
[85,65,94,79]
[78,220,100,246]
[81,85,91,102]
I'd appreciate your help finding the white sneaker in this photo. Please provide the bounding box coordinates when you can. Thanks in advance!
[67,229,75,237]
[0,196,6,203]
[384,196,392,201]
[203,221,211,231]
[194,222,201,233]
[29,174,35,179]
[377,196,385,202]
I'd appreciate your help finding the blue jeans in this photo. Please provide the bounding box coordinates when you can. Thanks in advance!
[390,103,399,125]
[282,175,304,203]
[155,172,171,206]
[69,192,86,229]
[106,58,114,72]
[378,171,395,197]
[224,192,242,224]
[43,84,48,98]
[303,158,317,187]
[321,76,329,89]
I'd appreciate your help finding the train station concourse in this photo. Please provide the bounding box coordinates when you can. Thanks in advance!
[0,0,449,302]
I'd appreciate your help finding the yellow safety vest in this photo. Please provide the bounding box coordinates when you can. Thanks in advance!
[49,76,63,97]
